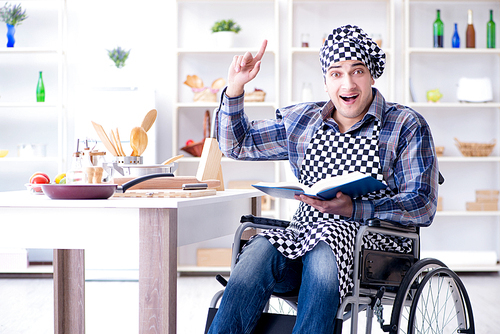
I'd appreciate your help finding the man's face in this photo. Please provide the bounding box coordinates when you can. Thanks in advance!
[324,59,374,126]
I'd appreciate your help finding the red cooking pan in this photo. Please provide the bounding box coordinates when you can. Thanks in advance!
[41,173,174,199]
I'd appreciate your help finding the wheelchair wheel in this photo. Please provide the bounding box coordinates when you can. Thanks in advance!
[389,258,446,334]
[408,266,474,334]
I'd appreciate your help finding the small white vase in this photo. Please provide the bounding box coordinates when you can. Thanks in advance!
[214,31,235,48]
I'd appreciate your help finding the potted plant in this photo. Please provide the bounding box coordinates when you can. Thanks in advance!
[211,19,241,48]
[107,46,131,69]
[0,2,28,47]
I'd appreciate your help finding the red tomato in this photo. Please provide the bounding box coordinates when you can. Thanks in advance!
[30,172,50,184]
[31,175,50,184]
[30,175,49,192]
[185,139,195,146]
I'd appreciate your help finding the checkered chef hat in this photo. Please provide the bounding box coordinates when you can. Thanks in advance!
[320,25,386,79]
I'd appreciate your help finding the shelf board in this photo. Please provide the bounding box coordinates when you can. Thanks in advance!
[436,210,500,217]
[176,102,277,108]
[0,157,59,163]
[438,156,500,162]
[0,102,58,108]
[408,102,500,108]
[0,47,61,54]
[409,47,500,54]
[177,48,276,54]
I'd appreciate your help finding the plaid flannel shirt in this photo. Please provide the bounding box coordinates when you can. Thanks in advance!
[215,87,439,227]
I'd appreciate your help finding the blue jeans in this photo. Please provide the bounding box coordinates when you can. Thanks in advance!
[208,236,340,334]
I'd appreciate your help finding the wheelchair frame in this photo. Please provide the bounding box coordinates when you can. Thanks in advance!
[208,215,475,334]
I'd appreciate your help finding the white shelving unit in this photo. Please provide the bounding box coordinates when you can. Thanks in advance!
[0,0,67,191]
[173,0,283,219]
[404,0,500,271]
[287,0,396,105]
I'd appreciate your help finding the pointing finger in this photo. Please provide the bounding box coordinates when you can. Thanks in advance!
[254,40,268,61]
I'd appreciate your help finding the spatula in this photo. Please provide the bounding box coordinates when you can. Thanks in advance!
[130,126,148,156]
[91,121,118,156]
[141,109,157,132]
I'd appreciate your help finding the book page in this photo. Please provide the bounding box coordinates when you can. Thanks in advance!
[309,171,366,194]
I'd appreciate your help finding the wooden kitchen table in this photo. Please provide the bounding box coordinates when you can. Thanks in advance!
[0,189,262,334]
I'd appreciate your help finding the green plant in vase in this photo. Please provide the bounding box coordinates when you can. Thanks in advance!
[211,19,241,48]
[107,46,131,69]
[211,19,241,34]
[0,2,28,47]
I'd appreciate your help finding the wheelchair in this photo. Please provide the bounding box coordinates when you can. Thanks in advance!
[205,214,475,334]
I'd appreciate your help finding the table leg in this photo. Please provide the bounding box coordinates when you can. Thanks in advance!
[139,208,177,334]
[53,249,85,334]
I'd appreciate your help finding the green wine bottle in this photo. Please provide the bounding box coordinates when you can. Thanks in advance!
[487,9,496,48]
[433,9,444,48]
[36,71,45,102]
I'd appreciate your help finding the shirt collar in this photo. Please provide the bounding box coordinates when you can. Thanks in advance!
[321,87,386,130]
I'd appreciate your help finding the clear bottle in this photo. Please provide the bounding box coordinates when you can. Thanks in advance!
[487,9,496,48]
[66,152,87,184]
[36,71,45,102]
[452,23,460,48]
[466,9,476,48]
[433,9,444,48]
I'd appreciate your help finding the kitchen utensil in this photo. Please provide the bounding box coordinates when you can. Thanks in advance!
[162,154,184,165]
[112,176,220,190]
[115,128,126,156]
[130,126,148,156]
[91,121,118,156]
[41,173,174,200]
[180,110,210,157]
[141,109,157,132]
[196,110,224,191]
[110,129,123,156]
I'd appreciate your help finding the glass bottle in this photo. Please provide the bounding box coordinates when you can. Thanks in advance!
[36,71,45,102]
[433,9,444,48]
[487,9,496,48]
[466,9,475,48]
[452,23,460,48]
[66,152,87,184]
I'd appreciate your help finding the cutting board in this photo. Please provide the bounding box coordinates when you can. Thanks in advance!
[113,176,221,190]
[114,188,217,198]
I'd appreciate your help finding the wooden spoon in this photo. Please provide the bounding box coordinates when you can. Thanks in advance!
[91,121,118,156]
[140,109,157,132]
[110,129,123,156]
[161,154,184,165]
[130,126,148,156]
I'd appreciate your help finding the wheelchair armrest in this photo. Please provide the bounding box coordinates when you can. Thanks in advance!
[240,214,290,228]
[366,218,417,233]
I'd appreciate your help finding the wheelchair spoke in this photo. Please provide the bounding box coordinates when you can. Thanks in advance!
[410,269,472,334]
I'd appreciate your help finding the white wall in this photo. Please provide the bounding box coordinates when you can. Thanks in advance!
[66,0,177,162]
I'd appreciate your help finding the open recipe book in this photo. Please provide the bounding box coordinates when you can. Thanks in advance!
[252,171,386,200]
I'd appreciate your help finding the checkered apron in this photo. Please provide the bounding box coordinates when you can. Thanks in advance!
[260,119,412,301]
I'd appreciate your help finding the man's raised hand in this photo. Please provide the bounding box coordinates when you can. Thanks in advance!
[226,40,268,97]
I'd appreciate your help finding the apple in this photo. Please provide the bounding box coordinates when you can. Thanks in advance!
[185,139,195,146]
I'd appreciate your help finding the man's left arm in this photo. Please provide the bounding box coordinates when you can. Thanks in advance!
[351,121,440,227]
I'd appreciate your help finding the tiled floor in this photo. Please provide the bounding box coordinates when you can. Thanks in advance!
[0,272,498,334]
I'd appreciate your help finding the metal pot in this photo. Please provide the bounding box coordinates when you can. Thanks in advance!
[103,156,178,177]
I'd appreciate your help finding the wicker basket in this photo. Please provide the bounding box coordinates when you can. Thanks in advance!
[180,110,211,157]
[244,90,266,102]
[454,138,496,157]
[193,88,217,102]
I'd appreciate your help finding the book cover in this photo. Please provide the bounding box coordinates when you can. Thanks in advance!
[252,172,386,200]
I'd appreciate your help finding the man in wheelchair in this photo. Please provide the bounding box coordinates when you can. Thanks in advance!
[207,25,440,334]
